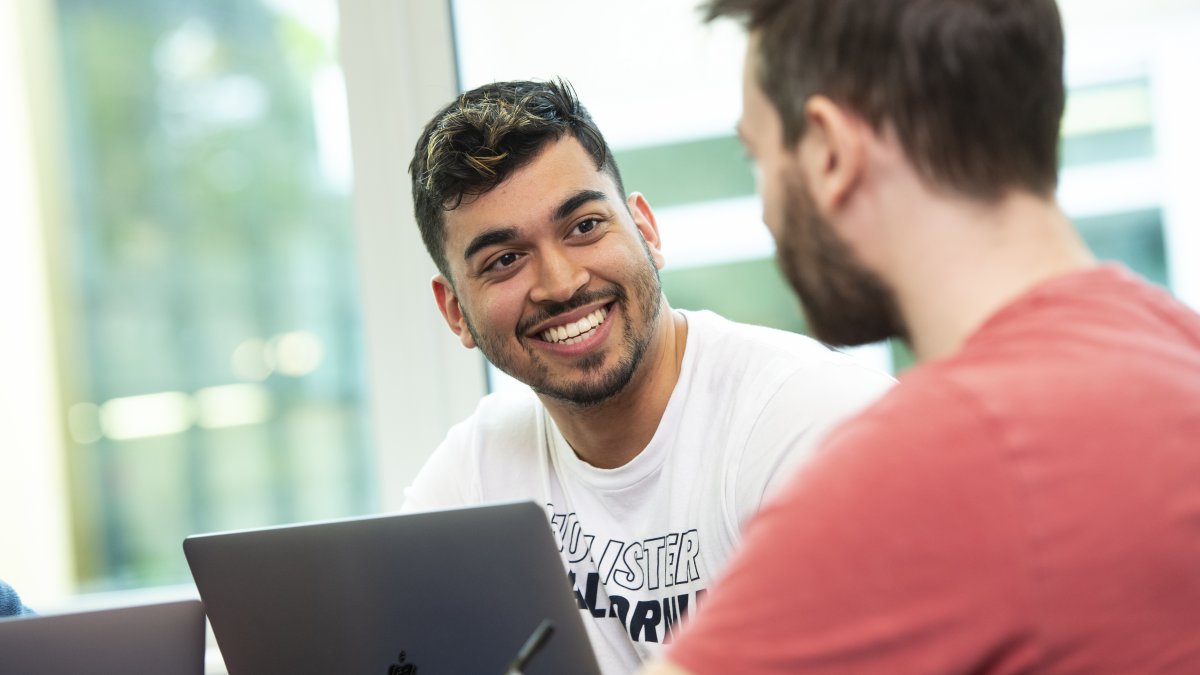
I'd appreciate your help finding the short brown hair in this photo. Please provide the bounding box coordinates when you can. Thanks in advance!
[706,0,1065,200]
[409,79,624,278]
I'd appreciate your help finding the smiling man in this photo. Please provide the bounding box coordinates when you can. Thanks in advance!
[403,80,894,673]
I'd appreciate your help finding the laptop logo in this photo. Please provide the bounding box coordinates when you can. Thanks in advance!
[387,650,417,674]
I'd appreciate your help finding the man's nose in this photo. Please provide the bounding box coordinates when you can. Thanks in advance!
[529,248,589,304]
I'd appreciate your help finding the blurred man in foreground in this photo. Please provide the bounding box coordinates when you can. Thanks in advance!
[646,0,1200,672]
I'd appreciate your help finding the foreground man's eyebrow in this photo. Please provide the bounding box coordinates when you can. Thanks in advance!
[553,189,607,222]
[464,227,519,262]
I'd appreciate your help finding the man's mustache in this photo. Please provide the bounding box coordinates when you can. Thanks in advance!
[517,286,625,335]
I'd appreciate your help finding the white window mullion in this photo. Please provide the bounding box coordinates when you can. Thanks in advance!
[0,0,75,604]
[338,0,488,511]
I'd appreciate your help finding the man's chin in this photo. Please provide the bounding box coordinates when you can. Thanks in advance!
[532,360,639,408]
[538,389,617,408]
[798,296,904,348]
[811,325,895,349]
[533,382,620,407]
[809,313,909,349]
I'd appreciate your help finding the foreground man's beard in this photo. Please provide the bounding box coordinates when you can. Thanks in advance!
[777,169,908,347]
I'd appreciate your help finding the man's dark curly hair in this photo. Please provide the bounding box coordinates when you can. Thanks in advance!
[409,79,625,279]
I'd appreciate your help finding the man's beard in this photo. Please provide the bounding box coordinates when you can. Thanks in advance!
[464,243,664,407]
[777,169,907,347]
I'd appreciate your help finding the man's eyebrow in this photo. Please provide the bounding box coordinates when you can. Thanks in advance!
[553,189,607,222]
[463,226,519,262]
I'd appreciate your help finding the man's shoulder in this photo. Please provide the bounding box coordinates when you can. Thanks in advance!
[685,309,869,369]
[454,386,545,440]
[823,367,980,447]
[785,371,1010,517]
[686,309,822,349]
[683,310,895,397]
[411,387,548,506]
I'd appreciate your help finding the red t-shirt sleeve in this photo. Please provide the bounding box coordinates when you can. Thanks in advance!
[667,379,1035,674]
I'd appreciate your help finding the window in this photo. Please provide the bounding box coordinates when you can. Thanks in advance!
[50,0,372,591]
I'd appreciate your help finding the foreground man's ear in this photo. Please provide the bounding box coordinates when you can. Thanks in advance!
[801,95,867,215]
[432,274,477,349]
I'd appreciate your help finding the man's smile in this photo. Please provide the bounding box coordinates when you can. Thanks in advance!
[524,300,618,356]
[539,306,609,344]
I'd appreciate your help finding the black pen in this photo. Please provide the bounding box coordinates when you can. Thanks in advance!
[503,619,555,675]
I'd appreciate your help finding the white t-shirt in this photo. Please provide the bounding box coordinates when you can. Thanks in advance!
[403,310,894,674]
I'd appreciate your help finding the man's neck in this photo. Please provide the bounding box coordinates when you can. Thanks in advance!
[886,190,1096,363]
[539,306,688,469]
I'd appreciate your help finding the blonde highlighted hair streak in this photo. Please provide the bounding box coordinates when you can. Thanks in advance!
[409,79,624,278]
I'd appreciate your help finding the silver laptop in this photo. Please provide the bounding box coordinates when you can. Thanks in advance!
[0,597,205,674]
[184,500,602,675]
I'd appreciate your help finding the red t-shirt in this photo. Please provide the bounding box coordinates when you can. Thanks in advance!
[668,265,1200,674]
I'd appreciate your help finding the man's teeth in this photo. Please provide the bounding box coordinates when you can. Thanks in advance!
[540,307,609,344]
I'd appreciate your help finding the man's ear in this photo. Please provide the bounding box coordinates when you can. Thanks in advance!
[800,95,866,214]
[432,274,477,349]
[627,192,666,270]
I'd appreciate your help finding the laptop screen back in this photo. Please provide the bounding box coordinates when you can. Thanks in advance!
[0,598,205,675]
[184,500,600,675]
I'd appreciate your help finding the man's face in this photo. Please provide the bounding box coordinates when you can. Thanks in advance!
[434,136,666,406]
[739,40,905,347]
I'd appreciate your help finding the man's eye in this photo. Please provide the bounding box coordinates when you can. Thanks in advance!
[573,219,600,236]
[488,252,519,271]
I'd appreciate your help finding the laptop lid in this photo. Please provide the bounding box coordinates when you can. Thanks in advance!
[184,500,601,675]
[0,598,205,675]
